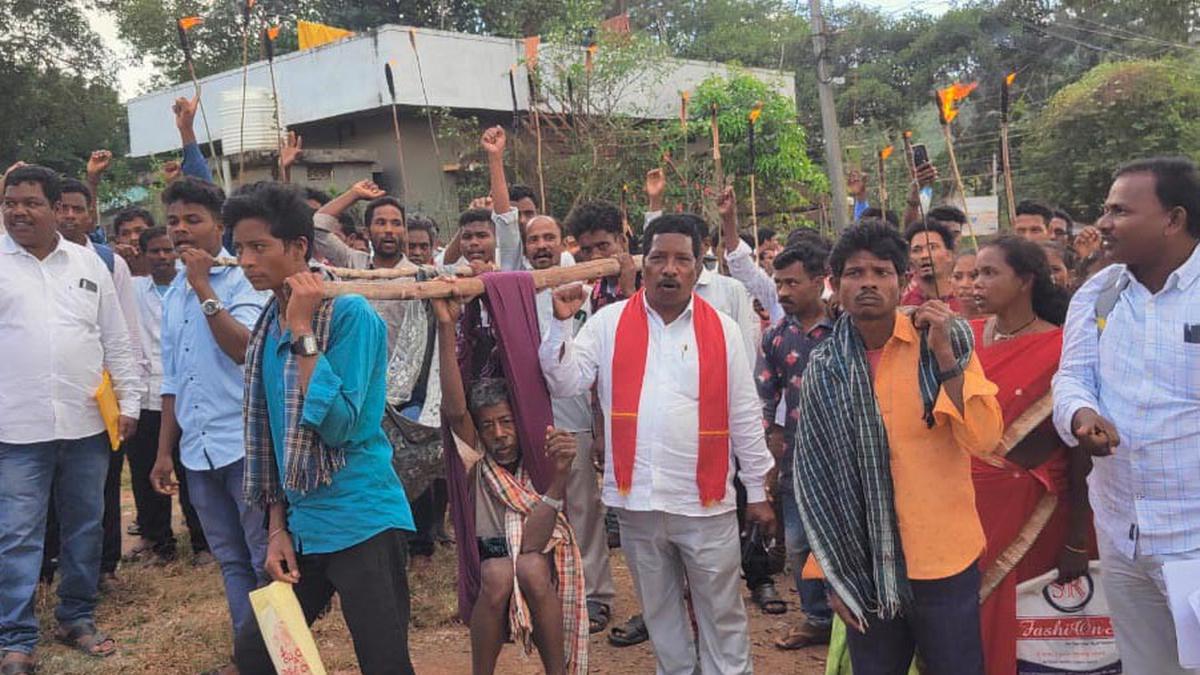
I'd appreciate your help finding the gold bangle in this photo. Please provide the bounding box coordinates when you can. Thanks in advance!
[1063,543,1087,554]
[268,527,288,541]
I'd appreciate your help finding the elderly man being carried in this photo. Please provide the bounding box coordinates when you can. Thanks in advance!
[433,294,588,675]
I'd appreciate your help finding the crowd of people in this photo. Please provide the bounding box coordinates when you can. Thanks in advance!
[0,85,1197,675]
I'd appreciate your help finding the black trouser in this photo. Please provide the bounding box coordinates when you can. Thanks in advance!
[407,479,447,557]
[845,561,985,675]
[100,447,124,573]
[234,528,415,675]
[126,410,208,556]
[735,476,773,591]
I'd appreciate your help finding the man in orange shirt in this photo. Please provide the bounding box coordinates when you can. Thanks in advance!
[794,222,1003,674]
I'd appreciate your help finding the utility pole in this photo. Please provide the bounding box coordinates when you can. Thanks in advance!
[808,0,849,230]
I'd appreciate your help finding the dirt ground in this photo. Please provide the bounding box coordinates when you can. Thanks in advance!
[29,472,828,674]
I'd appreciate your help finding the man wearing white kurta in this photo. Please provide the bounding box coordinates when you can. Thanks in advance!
[539,213,775,674]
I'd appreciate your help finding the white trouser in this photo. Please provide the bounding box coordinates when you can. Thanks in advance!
[616,508,751,675]
[1096,529,1200,675]
[566,431,615,607]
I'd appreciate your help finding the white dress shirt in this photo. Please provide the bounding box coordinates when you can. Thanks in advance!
[1053,247,1200,559]
[539,294,774,516]
[724,238,785,324]
[534,269,594,432]
[492,207,523,271]
[86,239,146,374]
[0,234,143,443]
[133,275,170,411]
[695,268,760,369]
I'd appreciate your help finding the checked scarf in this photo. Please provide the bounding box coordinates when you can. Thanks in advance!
[793,312,974,628]
[243,296,344,507]
[479,455,588,674]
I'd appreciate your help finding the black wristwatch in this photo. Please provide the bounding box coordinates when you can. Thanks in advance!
[290,333,319,357]
[936,362,964,383]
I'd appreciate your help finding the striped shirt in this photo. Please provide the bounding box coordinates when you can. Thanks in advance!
[1052,244,1200,559]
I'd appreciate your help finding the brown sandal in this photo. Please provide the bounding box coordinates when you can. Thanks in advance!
[773,621,831,650]
[54,623,116,658]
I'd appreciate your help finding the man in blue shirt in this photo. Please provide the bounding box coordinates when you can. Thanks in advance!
[225,182,415,675]
[148,177,270,670]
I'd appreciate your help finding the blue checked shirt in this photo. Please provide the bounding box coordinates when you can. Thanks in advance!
[161,252,268,471]
[1052,244,1200,559]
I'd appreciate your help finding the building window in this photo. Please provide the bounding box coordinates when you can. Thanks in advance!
[306,165,333,182]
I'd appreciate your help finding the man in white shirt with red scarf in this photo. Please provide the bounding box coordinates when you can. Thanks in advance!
[540,213,775,675]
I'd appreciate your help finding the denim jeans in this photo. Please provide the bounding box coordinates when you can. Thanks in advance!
[845,561,985,675]
[185,459,269,637]
[780,488,832,627]
[0,433,110,654]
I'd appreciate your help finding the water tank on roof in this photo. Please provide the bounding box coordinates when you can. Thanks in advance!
[220,86,280,155]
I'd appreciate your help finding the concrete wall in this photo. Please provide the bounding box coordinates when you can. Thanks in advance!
[127,25,795,156]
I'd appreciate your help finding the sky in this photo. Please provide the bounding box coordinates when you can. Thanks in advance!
[89,1,954,102]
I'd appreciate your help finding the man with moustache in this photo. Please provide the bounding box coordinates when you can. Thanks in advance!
[1053,158,1200,675]
[312,180,407,272]
[796,222,1002,673]
[406,216,438,266]
[540,213,775,674]
[902,220,961,312]
[756,242,836,649]
[0,166,142,673]
[52,176,145,589]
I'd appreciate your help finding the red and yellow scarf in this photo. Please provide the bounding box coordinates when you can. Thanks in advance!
[610,289,730,506]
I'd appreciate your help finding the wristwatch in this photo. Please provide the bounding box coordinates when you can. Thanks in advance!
[540,494,564,512]
[200,298,224,316]
[936,362,965,383]
[290,333,319,358]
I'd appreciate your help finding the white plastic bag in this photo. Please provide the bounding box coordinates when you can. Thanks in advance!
[1016,561,1121,674]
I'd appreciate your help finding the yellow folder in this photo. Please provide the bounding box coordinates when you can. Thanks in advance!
[249,581,327,675]
[94,371,121,451]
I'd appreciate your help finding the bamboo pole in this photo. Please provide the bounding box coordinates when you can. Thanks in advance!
[215,258,470,279]
[710,104,724,189]
[383,63,410,200]
[325,258,621,300]
[940,123,978,250]
[877,149,889,213]
[1000,122,1017,230]
[1000,73,1018,230]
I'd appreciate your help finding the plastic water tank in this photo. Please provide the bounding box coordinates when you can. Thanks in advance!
[220,86,280,155]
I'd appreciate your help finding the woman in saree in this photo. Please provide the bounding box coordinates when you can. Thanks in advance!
[970,235,1095,674]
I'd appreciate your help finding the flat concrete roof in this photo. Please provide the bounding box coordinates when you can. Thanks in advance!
[126,24,795,157]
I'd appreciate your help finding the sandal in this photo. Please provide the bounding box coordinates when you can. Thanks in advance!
[54,623,116,658]
[774,621,832,650]
[607,614,649,647]
[751,582,788,615]
[1,651,36,675]
[587,601,611,634]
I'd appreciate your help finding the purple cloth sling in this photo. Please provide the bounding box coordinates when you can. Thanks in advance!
[444,271,556,622]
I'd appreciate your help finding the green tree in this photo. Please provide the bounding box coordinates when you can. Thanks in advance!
[0,2,126,177]
[691,73,827,223]
[1019,57,1200,219]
